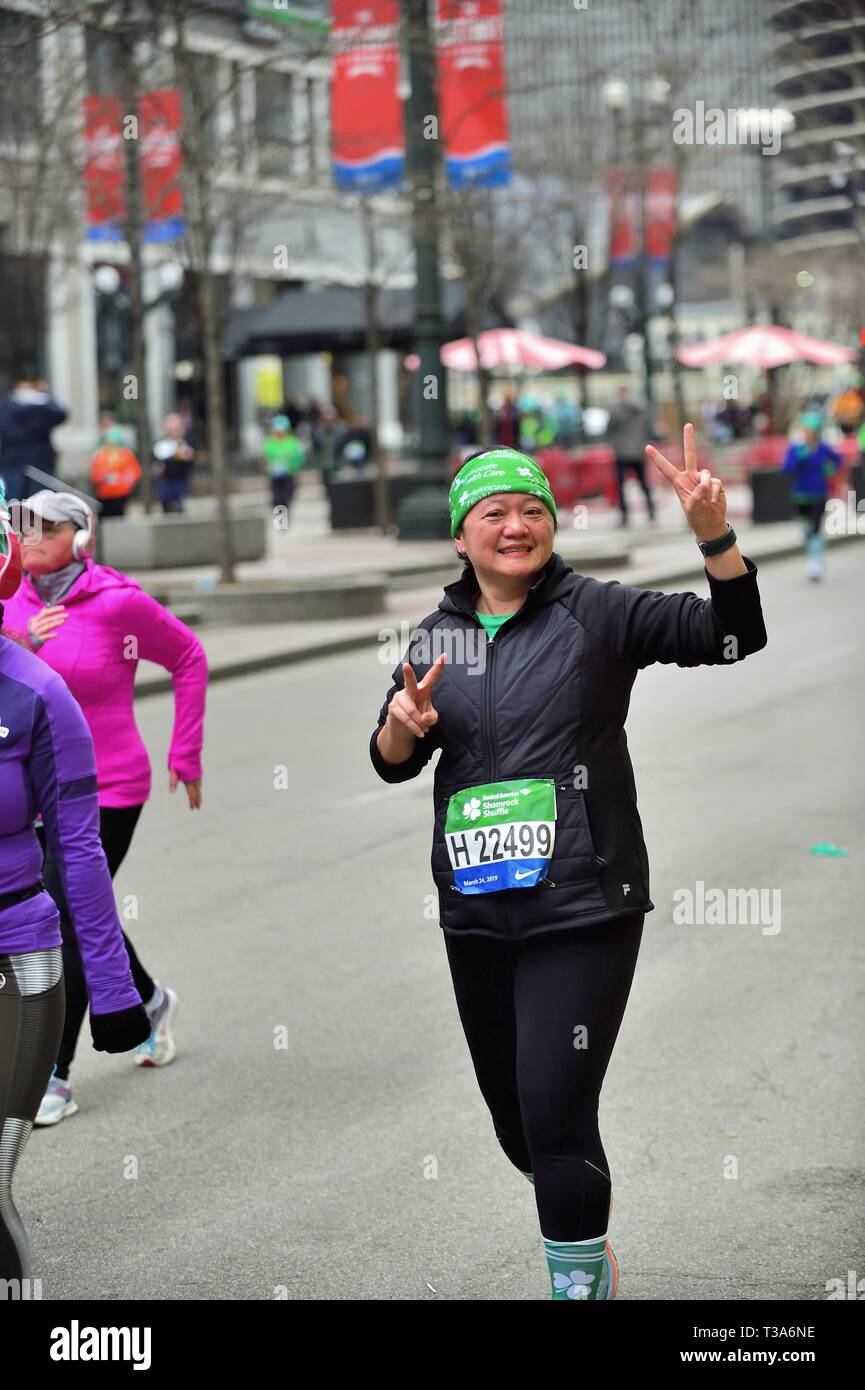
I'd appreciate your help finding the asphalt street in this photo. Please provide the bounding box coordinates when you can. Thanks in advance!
[19,544,864,1301]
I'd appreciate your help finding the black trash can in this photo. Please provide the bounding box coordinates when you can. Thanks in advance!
[750,468,794,524]
[328,473,427,530]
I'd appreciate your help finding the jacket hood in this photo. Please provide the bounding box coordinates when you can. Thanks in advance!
[22,558,142,604]
[439,550,574,619]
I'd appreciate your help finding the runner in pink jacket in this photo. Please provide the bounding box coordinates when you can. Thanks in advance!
[2,490,208,1124]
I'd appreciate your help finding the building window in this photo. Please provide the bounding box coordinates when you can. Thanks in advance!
[183,52,221,162]
[0,8,41,142]
[309,77,329,178]
[255,67,293,177]
[84,24,126,97]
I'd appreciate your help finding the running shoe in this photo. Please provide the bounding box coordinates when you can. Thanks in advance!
[132,982,178,1067]
[34,1073,78,1126]
[597,1242,619,1300]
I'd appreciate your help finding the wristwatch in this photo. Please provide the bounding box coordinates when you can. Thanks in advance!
[696,525,737,558]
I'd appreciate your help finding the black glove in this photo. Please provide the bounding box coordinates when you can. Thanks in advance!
[90,1003,151,1053]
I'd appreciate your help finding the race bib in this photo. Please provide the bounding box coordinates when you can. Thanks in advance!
[445,778,556,895]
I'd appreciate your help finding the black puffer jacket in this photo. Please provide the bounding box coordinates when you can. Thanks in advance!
[370,550,768,940]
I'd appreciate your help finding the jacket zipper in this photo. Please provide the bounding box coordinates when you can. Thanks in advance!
[480,629,519,936]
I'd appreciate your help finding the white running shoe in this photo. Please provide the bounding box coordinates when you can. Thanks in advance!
[34,1073,78,1126]
[133,983,178,1067]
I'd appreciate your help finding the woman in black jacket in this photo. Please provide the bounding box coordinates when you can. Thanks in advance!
[370,425,768,1301]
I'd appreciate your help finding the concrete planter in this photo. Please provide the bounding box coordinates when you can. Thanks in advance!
[101,513,267,569]
[197,575,387,624]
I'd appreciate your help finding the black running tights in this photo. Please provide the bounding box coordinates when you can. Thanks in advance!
[443,913,644,1241]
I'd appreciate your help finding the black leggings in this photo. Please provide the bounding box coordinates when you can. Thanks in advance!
[795,498,826,535]
[36,804,154,1079]
[615,458,656,521]
[0,948,65,1279]
[444,913,644,1241]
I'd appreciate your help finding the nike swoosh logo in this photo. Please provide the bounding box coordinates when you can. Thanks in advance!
[514,869,540,880]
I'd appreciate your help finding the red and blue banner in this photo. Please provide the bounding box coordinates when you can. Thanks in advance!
[83,96,125,238]
[606,167,639,268]
[83,90,184,242]
[330,0,404,192]
[140,89,184,242]
[434,0,510,188]
[644,166,677,268]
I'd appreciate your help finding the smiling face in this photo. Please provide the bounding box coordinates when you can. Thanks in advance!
[456,492,555,589]
[21,518,77,575]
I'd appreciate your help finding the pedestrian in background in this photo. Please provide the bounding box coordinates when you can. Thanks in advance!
[90,426,142,518]
[493,391,520,449]
[781,411,842,582]
[2,490,207,1124]
[606,383,658,526]
[263,413,304,517]
[0,370,68,504]
[152,413,195,513]
[312,405,342,507]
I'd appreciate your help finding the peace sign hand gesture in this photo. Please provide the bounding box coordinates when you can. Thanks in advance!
[387,654,447,740]
[645,422,728,543]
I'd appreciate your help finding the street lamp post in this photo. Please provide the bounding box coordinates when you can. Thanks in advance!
[603,77,671,406]
[395,0,452,541]
[830,139,865,379]
[736,108,795,427]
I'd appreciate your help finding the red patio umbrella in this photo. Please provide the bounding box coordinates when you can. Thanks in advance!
[677,325,856,368]
[441,328,606,372]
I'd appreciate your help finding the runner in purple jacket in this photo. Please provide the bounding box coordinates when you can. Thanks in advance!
[0,486,149,1282]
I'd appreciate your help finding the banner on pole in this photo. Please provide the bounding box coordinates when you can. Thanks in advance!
[606,167,639,268]
[644,166,677,268]
[434,0,510,188]
[83,96,125,239]
[83,91,183,241]
[330,0,404,192]
[140,90,184,242]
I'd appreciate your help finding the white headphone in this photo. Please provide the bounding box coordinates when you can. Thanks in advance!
[71,504,96,560]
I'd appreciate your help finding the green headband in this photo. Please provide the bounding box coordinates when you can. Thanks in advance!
[449,448,557,538]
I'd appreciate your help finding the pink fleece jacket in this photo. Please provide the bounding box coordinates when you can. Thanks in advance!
[3,561,208,807]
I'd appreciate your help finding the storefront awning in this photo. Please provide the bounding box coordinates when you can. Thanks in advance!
[225,281,468,359]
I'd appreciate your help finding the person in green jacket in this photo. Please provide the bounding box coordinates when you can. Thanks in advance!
[263,414,304,518]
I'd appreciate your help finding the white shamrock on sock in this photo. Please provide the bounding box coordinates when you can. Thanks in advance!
[553,1269,593,1299]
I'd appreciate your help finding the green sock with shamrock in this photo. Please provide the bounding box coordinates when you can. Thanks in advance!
[543,1233,608,1300]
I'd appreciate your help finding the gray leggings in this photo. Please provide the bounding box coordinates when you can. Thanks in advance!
[0,948,65,1281]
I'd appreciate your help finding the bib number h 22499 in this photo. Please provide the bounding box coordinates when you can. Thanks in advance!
[445,778,556,895]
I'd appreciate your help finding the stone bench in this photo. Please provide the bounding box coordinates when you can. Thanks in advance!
[100,513,267,569]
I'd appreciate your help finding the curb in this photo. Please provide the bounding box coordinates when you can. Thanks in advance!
[134,531,863,698]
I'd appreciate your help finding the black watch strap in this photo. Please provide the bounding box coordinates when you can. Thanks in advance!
[697,526,736,557]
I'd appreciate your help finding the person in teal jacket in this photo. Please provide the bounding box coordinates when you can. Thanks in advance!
[781,412,842,581]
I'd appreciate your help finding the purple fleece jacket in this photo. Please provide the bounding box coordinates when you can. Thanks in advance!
[0,633,141,1015]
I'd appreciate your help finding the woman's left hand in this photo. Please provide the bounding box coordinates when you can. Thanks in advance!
[645,422,729,542]
[169,771,202,809]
